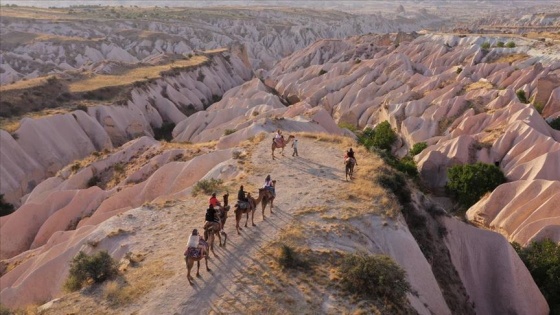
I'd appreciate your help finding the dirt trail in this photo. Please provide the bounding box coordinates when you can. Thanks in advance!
[129,136,348,315]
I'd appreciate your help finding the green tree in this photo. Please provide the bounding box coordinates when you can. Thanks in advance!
[65,251,118,291]
[446,163,506,208]
[513,240,560,314]
[372,121,397,151]
[410,142,428,156]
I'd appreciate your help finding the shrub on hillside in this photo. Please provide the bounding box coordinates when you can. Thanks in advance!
[359,121,397,151]
[277,244,306,270]
[549,117,560,130]
[456,67,463,74]
[512,239,560,314]
[496,41,505,48]
[87,175,101,188]
[338,122,358,133]
[64,251,118,292]
[506,41,516,48]
[481,42,491,50]
[340,252,410,304]
[153,122,176,142]
[224,129,236,136]
[0,194,15,217]
[191,178,223,196]
[516,89,528,103]
[377,171,411,204]
[409,142,428,156]
[446,163,506,208]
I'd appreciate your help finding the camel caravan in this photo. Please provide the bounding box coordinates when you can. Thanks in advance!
[184,131,355,284]
[183,176,277,285]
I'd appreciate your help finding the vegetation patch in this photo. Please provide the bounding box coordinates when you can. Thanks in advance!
[0,194,15,217]
[446,163,506,209]
[516,89,528,103]
[340,252,410,305]
[153,122,176,142]
[191,178,224,196]
[409,142,428,156]
[64,251,118,292]
[549,117,560,130]
[277,244,307,270]
[512,239,560,314]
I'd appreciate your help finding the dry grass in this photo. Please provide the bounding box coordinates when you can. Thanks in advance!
[0,75,53,92]
[464,80,494,92]
[68,55,208,92]
[490,53,530,65]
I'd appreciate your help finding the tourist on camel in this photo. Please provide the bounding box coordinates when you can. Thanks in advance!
[185,229,207,258]
[263,174,276,197]
[237,185,249,209]
[204,204,222,231]
[274,129,283,146]
[345,148,358,166]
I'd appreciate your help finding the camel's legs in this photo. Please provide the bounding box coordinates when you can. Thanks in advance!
[196,260,201,277]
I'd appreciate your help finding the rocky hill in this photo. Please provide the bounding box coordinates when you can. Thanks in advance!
[0,5,444,84]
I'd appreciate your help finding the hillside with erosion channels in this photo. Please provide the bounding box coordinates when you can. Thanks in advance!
[0,4,559,315]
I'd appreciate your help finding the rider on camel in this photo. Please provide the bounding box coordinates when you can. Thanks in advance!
[345,148,358,166]
[274,129,283,146]
[185,229,207,258]
[263,174,276,197]
[237,185,249,209]
[204,203,222,231]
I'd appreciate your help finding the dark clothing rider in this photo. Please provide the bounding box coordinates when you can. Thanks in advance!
[238,185,248,202]
[346,148,358,165]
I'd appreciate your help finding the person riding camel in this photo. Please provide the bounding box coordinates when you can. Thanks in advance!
[209,192,222,209]
[204,204,222,231]
[237,185,249,209]
[263,174,276,197]
[345,148,358,166]
[185,229,207,258]
[274,129,283,146]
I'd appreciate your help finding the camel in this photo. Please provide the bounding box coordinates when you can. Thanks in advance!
[184,237,210,285]
[272,135,295,160]
[234,190,266,235]
[204,193,230,256]
[258,180,276,219]
[345,158,356,181]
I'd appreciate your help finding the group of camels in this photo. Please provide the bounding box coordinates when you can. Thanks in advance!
[185,182,276,284]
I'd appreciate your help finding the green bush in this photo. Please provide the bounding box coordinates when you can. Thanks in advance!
[153,122,176,142]
[87,176,101,188]
[549,117,560,130]
[395,156,418,177]
[481,42,491,50]
[192,178,224,196]
[359,121,397,151]
[0,304,13,315]
[224,129,237,136]
[496,41,505,48]
[64,251,118,291]
[512,239,560,314]
[340,252,410,303]
[516,89,528,103]
[410,142,428,156]
[338,122,358,133]
[377,171,411,204]
[456,67,463,74]
[446,163,506,208]
[506,41,516,48]
[0,194,15,217]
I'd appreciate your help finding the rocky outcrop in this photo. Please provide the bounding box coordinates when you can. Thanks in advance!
[467,180,560,245]
[443,217,549,314]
